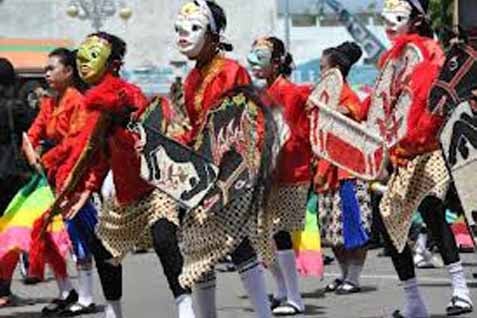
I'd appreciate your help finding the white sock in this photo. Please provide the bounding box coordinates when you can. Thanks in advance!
[105,300,122,318]
[238,261,272,318]
[193,272,217,318]
[402,278,428,318]
[346,263,363,287]
[447,261,472,303]
[338,260,348,281]
[56,277,74,300]
[415,233,427,252]
[277,250,304,311]
[269,257,287,300]
[176,294,195,318]
[77,268,94,306]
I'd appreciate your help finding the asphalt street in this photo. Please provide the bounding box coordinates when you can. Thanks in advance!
[1,249,476,318]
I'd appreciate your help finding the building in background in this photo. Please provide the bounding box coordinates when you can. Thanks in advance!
[0,0,384,93]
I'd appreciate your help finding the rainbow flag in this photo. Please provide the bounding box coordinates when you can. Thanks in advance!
[0,173,70,260]
[292,191,324,278]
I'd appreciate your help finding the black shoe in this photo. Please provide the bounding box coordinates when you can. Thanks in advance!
[270,296,285,310]
[335,281,361,295]
[323,255,334,265]
[60,302,96,316]
[42,290,78,316]
[392,310,405,318]
[272,301,304,316]
[324,279,343,293]
[446,296,473,316]
[23,276,42,285]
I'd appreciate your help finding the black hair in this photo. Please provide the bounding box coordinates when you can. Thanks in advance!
[198,1,233,52]
[323,42,362,78]
[407,0,434,38]
[48,47,86,91]
[0,58,16,87]
[266,37,294,77]
[88,32,127,74]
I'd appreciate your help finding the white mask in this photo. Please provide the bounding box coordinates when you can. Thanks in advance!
[175,2,210,59]
[382,0,412,41]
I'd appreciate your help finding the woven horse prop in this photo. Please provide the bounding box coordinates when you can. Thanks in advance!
[136,87,277,217]
[307,43,424,181]
[430,41,477,226]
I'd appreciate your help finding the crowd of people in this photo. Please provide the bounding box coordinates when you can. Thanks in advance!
[0,0,475,317]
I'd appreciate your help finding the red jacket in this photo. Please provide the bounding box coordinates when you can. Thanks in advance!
[267,76,313,184]
[27,87,88,187]
[58,74,154,205]
[180,55,251,144]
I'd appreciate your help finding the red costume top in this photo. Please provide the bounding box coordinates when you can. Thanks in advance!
[315,84,367,192]
[58,74,154,205]
[181,55,251,144]
[27,87,87,186]
[379,34,446,165]
[267,76,312,184]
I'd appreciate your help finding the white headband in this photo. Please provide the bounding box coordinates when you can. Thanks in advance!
[195,0,218,34]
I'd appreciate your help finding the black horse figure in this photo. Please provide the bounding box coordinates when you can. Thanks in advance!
[428,41,477,117]
[428,39,477,168]
[136,86,277,217]
[447,105,477,167]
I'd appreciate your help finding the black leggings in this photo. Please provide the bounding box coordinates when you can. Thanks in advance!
[151,219,190,298]
[274,231,293,251]
[88,218,190,301]
[377,195,460,281]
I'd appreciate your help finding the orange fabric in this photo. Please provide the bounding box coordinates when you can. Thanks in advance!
[181,55,251,144]
[267,76,313,184]
[314,84,366,192]
[27,88,88,187]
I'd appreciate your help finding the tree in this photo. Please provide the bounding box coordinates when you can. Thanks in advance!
[429,0,454,46]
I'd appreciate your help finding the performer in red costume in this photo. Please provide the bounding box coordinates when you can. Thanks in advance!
[174,1,273,317]
[313,42,372,297]
[0,49,76,310]
[52,32,195,318]
[247,36,309,315]
[374,0,473,316]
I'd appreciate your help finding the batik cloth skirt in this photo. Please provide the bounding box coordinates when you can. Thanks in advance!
[319,179,372,249]
[380,151,450,252]
[96,189,179,261]
[179,187,275,288]
[265,183,308,234]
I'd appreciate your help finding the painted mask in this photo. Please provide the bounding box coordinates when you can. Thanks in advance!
[382,0,412,41]
[247,38,274,79]
[175,2,210,59]
[76,36,112,85]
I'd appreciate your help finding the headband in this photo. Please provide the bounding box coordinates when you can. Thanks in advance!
[195,0,218,34]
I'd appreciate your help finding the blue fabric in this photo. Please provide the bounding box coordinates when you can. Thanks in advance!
[339,180,369,249]
[66,202,98,262]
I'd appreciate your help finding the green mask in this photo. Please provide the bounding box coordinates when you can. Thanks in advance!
[76,36,112,85]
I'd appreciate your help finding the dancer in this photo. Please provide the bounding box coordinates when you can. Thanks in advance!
[374,0,473,316]
[173,1,274,317]
[51,32,195,318]
[0,49,83,311]
[247,36,309,315]
[313,42,372,295]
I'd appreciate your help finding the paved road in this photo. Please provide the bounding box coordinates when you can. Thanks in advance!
[1,249,475,318]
